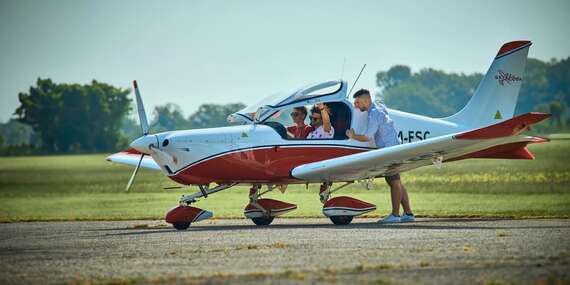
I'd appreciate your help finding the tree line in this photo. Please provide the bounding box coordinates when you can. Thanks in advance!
[0,56,568,155]
[0,78,245,155]
[377,57,569,131]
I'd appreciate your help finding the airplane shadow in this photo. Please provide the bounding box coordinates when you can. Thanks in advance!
[95,218,570,237]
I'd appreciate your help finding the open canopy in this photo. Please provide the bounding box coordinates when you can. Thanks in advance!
[228,80,347,123]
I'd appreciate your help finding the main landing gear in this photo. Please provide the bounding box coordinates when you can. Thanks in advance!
[164,181,375,230]
[165,183,237,230]
[319,182,376,225]
[244,184,297,226]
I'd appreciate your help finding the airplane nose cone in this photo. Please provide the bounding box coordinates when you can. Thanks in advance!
[130,135,157,154]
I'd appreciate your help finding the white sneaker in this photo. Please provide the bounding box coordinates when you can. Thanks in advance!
[401,213,416,222]
[379,214,401,224]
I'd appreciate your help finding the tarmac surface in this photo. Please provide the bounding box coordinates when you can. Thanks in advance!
[0,218,569,285]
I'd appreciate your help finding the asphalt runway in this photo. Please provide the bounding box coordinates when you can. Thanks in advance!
[0,218,569,285]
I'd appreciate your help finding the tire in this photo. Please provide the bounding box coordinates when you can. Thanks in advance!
[251,216,274,226]
[172,222,191,230]
[330,215,353,225]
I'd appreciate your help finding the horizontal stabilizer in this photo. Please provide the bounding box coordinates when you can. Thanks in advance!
[455,112,550,140]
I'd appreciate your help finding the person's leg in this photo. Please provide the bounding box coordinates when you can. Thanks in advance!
[400,184,412,214]
[386,177,402,216]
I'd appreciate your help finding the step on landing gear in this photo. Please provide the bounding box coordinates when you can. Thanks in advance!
[244,184,297,226]
[165,183,237,230]
[319,182,376,225]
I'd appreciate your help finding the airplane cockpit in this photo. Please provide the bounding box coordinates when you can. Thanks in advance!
[228,80,359,140]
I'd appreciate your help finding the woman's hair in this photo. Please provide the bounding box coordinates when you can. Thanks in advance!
[293,106,308,119]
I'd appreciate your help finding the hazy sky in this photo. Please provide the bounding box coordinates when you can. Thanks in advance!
[1,0,569,122]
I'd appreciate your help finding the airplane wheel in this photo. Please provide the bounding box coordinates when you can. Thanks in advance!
[330,215,353,225]
[172,222,191,230]
[251,216,274,226]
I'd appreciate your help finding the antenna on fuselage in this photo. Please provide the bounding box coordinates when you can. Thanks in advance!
[348,64,366,97]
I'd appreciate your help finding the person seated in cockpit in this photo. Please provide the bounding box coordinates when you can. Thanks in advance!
[307,103,334,139]
[287,106,314,139]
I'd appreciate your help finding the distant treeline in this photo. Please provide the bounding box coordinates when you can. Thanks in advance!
[0,56,568,155]
[0,78,245,155]
[378,57,570,131]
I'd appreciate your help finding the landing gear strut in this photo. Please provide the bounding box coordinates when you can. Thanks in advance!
[244,184,297,226]
[319,182,376,225]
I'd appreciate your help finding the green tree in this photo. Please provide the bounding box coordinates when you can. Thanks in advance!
[187,103,246,129]
[15,78,131,153]
[549,100,566,128]
[379,66,482,117]
[151,103,189,132]
[376,65,411,91]
[0,119,36,146]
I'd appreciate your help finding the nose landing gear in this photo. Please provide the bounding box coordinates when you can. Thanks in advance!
[165,183,236,230]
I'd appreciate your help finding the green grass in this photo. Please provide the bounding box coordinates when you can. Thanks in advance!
[0,140,569,222]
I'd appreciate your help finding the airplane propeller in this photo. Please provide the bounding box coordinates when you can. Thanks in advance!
[125,80,149,192]
[125,80,177,192]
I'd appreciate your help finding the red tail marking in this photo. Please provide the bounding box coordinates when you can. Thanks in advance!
[496,41,531,58]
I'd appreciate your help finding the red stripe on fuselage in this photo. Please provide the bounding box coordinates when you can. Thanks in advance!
[168,146,369,185]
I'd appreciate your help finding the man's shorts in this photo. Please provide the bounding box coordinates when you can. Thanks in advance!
[384,174,401,183]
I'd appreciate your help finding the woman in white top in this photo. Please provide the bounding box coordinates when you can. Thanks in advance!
[307,103,334,139]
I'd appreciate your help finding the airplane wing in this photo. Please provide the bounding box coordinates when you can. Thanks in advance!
[291,112,550,182]
[106,149,161,171]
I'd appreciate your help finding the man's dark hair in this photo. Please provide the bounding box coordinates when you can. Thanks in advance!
[353,88,371,98]
[293,106,307,119]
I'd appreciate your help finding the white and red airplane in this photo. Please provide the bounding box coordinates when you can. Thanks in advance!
[108,40,549,230]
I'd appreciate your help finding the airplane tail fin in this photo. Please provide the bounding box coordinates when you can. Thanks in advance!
[444,41,532,127]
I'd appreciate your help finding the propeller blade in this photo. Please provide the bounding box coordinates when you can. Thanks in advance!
[126,154,145,192]
[133,80,150,135]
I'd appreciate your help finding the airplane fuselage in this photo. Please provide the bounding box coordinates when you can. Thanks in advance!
[149,101,470,185]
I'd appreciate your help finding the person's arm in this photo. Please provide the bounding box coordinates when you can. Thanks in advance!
[346,130,370,142]
[318,103,332,133]
[346,111,380,142]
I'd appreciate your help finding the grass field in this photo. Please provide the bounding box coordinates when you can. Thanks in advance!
[0,140,569,222]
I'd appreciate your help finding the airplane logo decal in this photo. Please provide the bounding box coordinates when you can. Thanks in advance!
[494,70,522,86]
